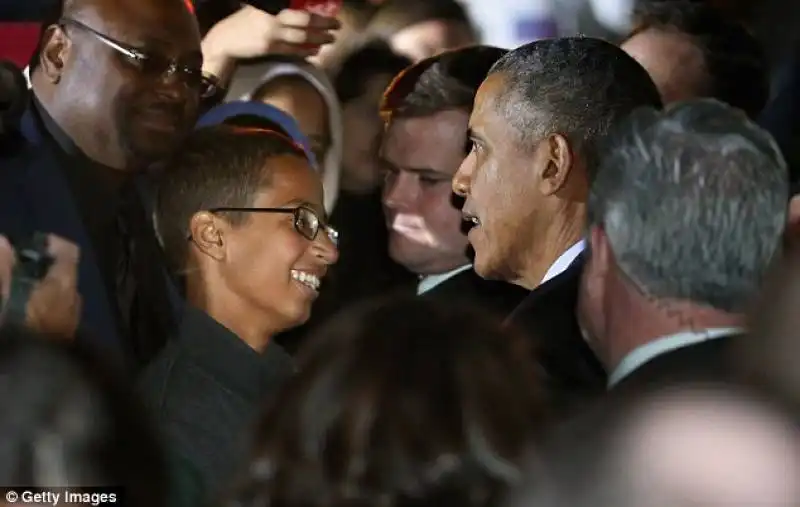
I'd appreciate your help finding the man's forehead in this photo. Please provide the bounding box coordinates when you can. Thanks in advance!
[470,74,505,128]
[82,0,198,46]
[382,112,469,171]
[385,112,468,147]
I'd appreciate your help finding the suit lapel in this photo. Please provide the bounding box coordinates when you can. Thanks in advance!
[20,110,120,347]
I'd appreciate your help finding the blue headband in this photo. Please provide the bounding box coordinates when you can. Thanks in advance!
[196,101,317,166]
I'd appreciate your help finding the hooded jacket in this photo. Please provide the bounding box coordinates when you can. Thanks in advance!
[225,57,343,214]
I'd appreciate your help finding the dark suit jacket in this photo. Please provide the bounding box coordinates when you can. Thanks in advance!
[612,333,742,394]
[0,107,122,361]
[136,305,294,498]
[505,255,606,414]
[421,267,528,319]
[0,106,183,369]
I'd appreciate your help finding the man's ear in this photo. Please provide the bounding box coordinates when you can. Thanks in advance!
[588,224,610,268]
[39,25,71,84]
[538,133,573,196]
[188,212,226,261]
[785,195,800,246]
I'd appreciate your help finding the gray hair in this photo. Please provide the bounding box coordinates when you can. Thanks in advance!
[588,98,789,312]
[488,37,662,175]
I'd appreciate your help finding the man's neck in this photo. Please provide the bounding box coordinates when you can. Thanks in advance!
[515,207,584,290]
[603,297,746,372]
[186,277,277,353]
[32,82,127,170]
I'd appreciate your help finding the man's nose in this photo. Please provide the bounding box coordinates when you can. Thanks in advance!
[452,153,474,197]
[383,173,416,210]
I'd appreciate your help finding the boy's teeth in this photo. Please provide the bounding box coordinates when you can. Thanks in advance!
[291,270,320,291]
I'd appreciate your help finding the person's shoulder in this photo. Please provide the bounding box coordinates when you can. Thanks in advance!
[511,258,584,320]
[425,268,528,315]
[614,333,742,393]
[0,130,41,185]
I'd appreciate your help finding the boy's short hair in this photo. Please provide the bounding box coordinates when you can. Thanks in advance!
[155,125,308,272]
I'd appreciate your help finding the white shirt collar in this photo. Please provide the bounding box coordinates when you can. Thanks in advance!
[417,264,473,295]
[607,327,743,388]
[541,239,585,285]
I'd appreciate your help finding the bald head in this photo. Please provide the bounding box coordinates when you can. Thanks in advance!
[32,0,202,170]
[62,0,199,46]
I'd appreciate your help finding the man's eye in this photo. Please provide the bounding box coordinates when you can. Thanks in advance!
[420,176,445,185]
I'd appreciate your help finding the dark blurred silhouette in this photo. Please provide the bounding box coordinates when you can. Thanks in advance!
[739,245,800,415]
[225,296,549,507]
[0,328,169,506]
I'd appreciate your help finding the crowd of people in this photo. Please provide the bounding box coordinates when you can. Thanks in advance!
[0,0,799,505]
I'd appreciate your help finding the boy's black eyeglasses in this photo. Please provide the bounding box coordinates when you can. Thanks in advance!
[203,206,339,246]
[58,17,218,98]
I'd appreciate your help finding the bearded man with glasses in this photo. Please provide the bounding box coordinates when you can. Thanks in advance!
[0,0,211,372]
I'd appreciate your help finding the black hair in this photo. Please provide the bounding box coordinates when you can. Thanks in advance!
[155,125,308,272]
[332,39,411,105]
[490,36,663,176]
[628,0,768,118]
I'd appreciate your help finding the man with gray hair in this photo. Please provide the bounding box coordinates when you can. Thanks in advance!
[578,98,789,391]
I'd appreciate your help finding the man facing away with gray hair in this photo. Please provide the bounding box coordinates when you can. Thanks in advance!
[578,98,789,392]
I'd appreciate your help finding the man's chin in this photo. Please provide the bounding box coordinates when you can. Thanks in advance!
[126,131,187,167]
[388,235,434,273]
[471,248,497,280]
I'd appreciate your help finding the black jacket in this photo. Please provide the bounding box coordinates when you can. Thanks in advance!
[505,255,606,414]
[136,305,294,497]
[611,333,743,394]
[422,267,528,319]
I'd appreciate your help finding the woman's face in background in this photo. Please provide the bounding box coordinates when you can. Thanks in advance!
[389,20,476,62]
[258,78,331,165]
[340,73,395,193]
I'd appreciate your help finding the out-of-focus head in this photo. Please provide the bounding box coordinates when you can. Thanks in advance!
[226,296,548,507]
[31,0,206,170]
[579,99,788,359]
[0,330,167,507]
[230,56,343,213]
[367,0,478,62]
[512,384,800,507]
[614,386,800,507]
[622,0,768,118]
[452,37,662,288]
[332,39,411,193]
[155,126,339,338]
[254,78,329,170]
[379,45,507,276]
